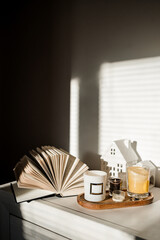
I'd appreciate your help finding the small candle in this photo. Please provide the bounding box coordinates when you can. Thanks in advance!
[112,190,125,202]
[109,177,121,196]
[84,170,107,202]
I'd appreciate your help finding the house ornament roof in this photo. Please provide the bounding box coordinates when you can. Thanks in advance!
[102,139,139,163]
[114,139,139,162]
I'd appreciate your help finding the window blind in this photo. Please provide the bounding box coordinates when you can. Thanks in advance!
[99,56,160,167]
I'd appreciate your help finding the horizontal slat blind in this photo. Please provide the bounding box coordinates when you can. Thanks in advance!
[99,56,160,166]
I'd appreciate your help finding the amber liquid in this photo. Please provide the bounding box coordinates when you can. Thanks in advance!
[127,166,149,194]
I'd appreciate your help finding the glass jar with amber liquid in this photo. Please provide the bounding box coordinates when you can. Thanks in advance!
[126,161,150,199]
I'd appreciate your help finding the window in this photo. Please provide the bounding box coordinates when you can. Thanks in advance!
[99,56,160,167]
[111,148,115,155]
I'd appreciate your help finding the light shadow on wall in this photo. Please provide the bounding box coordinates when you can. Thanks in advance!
[69,56,160,172]
[69,78,80,157]
[98,56,160,168]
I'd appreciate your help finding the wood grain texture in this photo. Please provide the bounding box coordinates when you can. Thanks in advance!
[77,190,154,210]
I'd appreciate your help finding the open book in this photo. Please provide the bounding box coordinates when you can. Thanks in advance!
[13,146,89,203]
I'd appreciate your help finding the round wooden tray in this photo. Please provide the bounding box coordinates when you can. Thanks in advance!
[77,190,154,210]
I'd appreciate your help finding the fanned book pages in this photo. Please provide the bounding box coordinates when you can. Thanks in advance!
[13,146,89,203]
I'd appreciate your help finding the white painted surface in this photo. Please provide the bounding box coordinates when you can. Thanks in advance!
[0,184,160,240]
[10,215,68,240]
[43,187,160,240]
[20,200,136,240]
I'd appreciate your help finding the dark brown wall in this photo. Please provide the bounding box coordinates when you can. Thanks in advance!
[1,1,72,184]
[1,0,160,184]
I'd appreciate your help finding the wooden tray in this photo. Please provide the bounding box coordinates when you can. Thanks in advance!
[77,190,154,210]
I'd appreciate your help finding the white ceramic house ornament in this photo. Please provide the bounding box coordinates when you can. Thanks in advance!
[101,139,139,178]
[140,160,156,188]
